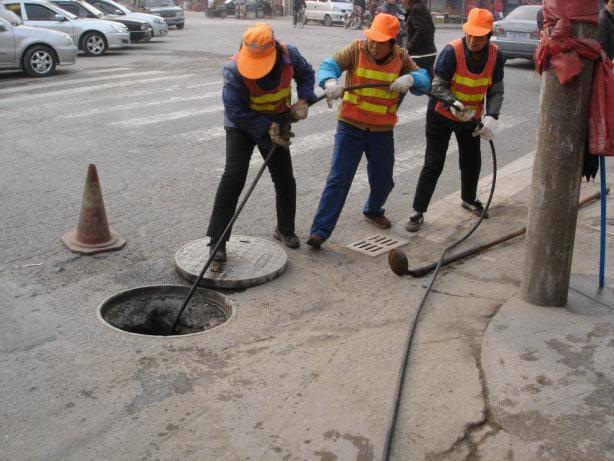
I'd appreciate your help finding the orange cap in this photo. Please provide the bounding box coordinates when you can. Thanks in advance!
[364,13,400,42]
[237,23,277,79]
[463,8,493,36]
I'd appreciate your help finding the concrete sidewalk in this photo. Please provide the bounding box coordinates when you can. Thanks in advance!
[1,153,612,460]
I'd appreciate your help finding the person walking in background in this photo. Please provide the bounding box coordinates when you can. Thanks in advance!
[598,0,614,59]
[293,0,306,26]
[402,0,436,78]
[306,14,430,250]
[206,24,317,261]
[405,8,505,232]
[494,0,503,20]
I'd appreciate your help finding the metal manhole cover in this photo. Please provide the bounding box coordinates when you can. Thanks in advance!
[97,285,233,337]
[345,234,408,257]
[175,236,287,289]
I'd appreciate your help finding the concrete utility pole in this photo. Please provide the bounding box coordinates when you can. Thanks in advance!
[520,8,598,307]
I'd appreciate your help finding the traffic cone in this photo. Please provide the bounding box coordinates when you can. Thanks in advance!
[61,164,126,255]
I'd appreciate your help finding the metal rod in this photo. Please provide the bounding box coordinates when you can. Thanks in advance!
[599,156,607,289]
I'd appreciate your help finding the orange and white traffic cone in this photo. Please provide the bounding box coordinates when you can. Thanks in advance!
[61,164,126,254]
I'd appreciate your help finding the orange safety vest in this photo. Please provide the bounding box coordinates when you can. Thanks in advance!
[435,39,498,122]
[338,41,402,126]
[231,43,294,114]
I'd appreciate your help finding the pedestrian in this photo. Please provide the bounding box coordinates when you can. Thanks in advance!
[379,0,404,17]
[306,13,430,250]
[402,0,436,78]
[598,0,614,59]
[405,8,505,232]
[293,0,306,26]
[494,0,503,20]
[206,23,317,261]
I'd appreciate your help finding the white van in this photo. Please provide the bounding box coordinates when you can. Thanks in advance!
[304,0,352,26]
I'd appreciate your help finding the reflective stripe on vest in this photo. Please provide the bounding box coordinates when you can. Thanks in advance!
[231,44,294,114]
[338,40,402,126]
[435,39,498,121]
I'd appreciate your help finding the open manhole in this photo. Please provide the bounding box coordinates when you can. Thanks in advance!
[97,285,233,337]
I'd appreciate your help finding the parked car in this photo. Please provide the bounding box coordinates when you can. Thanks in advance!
[2,0,130,55]
[304,0,352,26]
[0,3,77,76]
[491,5,541,61]
[84,0,167,38]
[49,0,151,42]
[122,0,183,29]
[222,0,271,18]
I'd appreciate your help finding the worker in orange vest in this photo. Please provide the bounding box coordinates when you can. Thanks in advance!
[306,13,431,250]
[405,8,505,232]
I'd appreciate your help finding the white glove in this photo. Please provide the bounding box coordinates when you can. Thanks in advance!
[450,101,475,122]
[324,79,344,108]
[473,116,498,141]
[289,100,309,122]
[269,122,291,148]
[389,74,414,93]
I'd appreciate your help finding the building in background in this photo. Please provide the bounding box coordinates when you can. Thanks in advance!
[424,0,540,23]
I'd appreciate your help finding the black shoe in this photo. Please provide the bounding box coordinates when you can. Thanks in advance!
[461,199,489,218]
[405,211,424,232]
[273,228,300,249]
[209,242,226,262]
[306,234,325,250]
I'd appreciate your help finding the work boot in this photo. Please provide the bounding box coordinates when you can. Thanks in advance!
[363,213,392,229]
[273,227,300,249]
[461,199,489,218]
[306,234,325,250]
[405,211,424,233]
[209,242,227,262]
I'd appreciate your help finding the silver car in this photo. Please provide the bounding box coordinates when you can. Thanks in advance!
[2,0,130,56]
[85,0,167,37]
[0,3,77,76]
[491,5,542,61]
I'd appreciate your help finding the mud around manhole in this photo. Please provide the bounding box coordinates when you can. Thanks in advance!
[97,285,233,337]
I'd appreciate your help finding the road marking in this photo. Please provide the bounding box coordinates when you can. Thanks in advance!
[1,74,196,104]
[111,105,225,128]
[0,71,165,95]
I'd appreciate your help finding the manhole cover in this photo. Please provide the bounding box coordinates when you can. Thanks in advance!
[175,235,287,289]
[97,285,233,337]
[345,234,408,257]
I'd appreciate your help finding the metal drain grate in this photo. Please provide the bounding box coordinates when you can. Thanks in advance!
[345,234,409,257]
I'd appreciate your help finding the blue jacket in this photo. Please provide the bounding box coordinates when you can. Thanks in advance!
[223,42,317,145]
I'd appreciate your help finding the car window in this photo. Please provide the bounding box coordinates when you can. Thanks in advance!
[25,3,60,19]
[4,3,22,17]
[0,3,22,23]
[91,0,117,13]
[56,1,81,15]
[145,0,175,7]
[505,6,540,21]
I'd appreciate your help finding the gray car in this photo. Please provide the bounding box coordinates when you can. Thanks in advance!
[85,0,167,37]
[124,0,183,29]
[0,3,77,76]
[2,0,130,56]
[491,5,541,61]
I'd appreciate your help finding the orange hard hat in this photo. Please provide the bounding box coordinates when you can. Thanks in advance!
[364,13,400,42]
[236,23,276,80]
[463,8,493,36]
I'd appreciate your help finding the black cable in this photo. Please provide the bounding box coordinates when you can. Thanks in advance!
[381,138,497,460]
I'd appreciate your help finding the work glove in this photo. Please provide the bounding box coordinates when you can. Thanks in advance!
[389,74,414,93]
[269,122,293,148]
[289,99,309,122]
[473,115,498,141]
[324,79,344,108]
[450,101,475,122]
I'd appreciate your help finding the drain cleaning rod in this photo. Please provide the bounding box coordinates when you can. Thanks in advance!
[381,138,497,460]
[167,82,393,336]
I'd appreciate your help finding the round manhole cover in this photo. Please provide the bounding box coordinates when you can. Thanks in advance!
[97,285,233,337]
[174,236,287,289]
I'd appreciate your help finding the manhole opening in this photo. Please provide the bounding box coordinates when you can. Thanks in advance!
[98,285,233,337]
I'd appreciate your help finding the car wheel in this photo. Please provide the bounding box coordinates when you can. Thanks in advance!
[23,45,57,77]
[176,23,184,29]
[82,32,107,57]
[323,14,333,26]
[255,8,264,18]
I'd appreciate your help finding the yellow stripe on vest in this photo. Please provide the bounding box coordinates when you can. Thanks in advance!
[354,87,398,100]
[452,74,492,88]
[355,67,398,83]
[452,89,486,102]
[343,93,397,114]
[249,87,290,104]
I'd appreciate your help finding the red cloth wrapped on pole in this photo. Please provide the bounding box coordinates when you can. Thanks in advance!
[534,0,614,157]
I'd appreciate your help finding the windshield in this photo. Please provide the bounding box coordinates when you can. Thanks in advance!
[47,2,79,18]
[0,4,22,24]
[505,6,540,21]
[100,0,130,13]
[144,0,176,7]
[77,0,105,15]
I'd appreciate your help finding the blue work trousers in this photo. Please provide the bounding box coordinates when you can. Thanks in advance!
[310,121,395,240]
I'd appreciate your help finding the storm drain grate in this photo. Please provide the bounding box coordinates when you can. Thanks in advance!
[345,234,408,257]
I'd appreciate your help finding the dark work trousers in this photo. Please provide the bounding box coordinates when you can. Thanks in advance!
[206,127,296,243]
[412,109,481,213]
[411,55,436,79]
